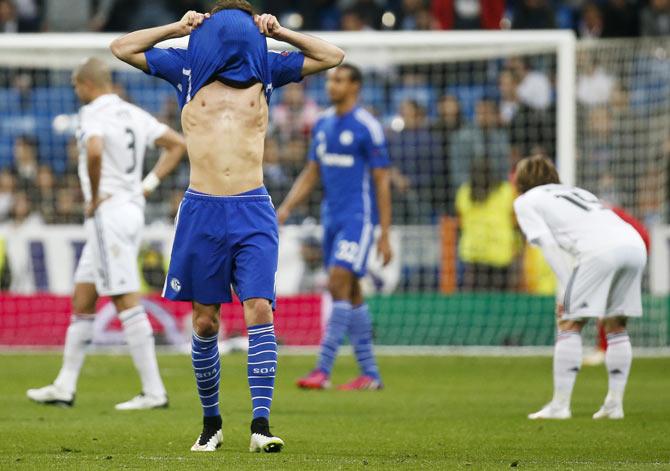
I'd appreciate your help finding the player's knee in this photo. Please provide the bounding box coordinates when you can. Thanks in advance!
[603,316,627,333]
[328,272,352,301]
[72,297,96,315]
[557,319,585,333]
[244,298,273,326]
[192,310,219,337]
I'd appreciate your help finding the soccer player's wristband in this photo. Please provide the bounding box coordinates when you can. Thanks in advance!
[142,172,161,194]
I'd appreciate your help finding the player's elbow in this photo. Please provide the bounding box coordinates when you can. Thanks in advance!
[326,46,345,68]
[110,36,137,64]
[109,37,126,60]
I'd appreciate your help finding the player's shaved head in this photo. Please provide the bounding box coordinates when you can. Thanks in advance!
[211,0,253,15]
[514,155,560,194]
[73,57,112,88]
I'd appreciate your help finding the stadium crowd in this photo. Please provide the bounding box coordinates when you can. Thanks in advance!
[0,0,668,294]
[0,0,669,36]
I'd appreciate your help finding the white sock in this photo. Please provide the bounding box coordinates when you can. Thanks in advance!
[605,331,632,405]
[552,330,582,408]
[54,314,94,394]
[119,306,166,398]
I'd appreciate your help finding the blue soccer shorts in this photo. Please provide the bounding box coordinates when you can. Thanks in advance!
[163,186,278,307]
[323,214,375,278]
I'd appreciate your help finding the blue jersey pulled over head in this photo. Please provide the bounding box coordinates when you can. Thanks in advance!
[309,106,390,226]
[144,9,305,108]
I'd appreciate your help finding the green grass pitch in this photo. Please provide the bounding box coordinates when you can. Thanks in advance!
[1,353,669,470]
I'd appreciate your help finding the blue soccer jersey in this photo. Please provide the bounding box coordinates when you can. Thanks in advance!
[143,9,304,108]
[308,106,390,277]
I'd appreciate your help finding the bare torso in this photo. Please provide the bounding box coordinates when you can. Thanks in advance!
[181,81,268,195]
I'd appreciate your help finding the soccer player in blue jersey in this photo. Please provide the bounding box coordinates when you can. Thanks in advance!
[110,0,344,453]
[277,64,393,391]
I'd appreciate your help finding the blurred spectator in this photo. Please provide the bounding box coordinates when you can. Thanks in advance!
[456,159,517,291]
[401,0,439,30]
[579,3,604,38]
[52,187,81,224]
[34,164,56,222]
[13,135,38,187]
[449,99,510,191]
[577,57,616,106]
[340,8,371,30]
[601,0,639,37]
[272,82,320,141]
[0,0,18,32]
[298,233,328,292]
[11,0,39,31]
[430,95,463,211]
[639,0,670,36]
[263,135,291,203]
[511,0,556,29]
[0,170,15,221]
[9,190,42,226]
[431,0,505,29]
[345,0,384,29]
[389,99,442,223]
[498,69,519,125]
[508,58,552,111]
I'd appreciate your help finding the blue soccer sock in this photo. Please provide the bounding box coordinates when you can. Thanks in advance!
[247,323,278,420]
[316,300,353,376]
[349,303,381,380]
[191,332,221,418]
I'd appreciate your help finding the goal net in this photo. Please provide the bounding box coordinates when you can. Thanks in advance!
[0,32,667,352]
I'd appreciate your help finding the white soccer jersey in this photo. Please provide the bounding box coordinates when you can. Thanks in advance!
[76,93,167,207]
[514,184,644,259]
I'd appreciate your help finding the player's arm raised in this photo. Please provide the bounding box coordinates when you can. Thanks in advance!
[255,13,345,76]
[142,129,187,197]
[276,161,320,225]
[85,136,105,218]
[373,167,393,266]
[110,10,209,71]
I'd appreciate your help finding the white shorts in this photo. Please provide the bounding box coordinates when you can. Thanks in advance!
[562,243,647,320]
[74,203,144,296]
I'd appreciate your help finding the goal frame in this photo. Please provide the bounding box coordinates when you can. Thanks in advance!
[0,30,576,184]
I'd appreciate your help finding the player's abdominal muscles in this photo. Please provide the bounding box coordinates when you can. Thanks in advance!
[181,81,268,195]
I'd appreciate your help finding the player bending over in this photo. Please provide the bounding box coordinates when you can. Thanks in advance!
[27,58,186,410]
[110,1,344,452]
[277,64,392,391]
[513,156,647,420]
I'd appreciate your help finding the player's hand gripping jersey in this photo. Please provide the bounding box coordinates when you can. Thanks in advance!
[308,106,390,277]
[143,9,304,108]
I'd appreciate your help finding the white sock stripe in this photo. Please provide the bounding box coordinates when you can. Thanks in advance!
[192,351,220,362]
[70,314,95,322]
[247,360,277,366]
[250,386,274,389]
[249,334,276,342]
[248,341,277,349]
[252,396,273,401]
[248,375,275,379]
[248,325,275,333]
[192,332,218,343]
[193,364,221,371]
[201,399,220,407]
[248,349,276,357]
[252,406,270,412]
